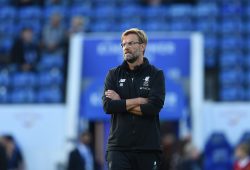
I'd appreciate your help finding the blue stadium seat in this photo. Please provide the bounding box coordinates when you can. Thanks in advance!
[220,36,243,51]
[220,53,243,68]
[90,21,112,32]
[0,6,16,23]
[19,7,42,22]
[244,56,250,68]
[37,87,62,103]
[220,4,243,18]
[39,54,64,70]
[12,72,37,88]
[144,21,168,31]
[220,19,243,34]
[144,6,168,21]
[204,132,233,170]
[69,5,92,18]
[205,50,217,68]
[0,86,8,103]
[169,5,193,18]
[0,70,10,86]
[219,69,244,85]
[195,20,219,33]
[0,0,10,6]
[220,86,245,101]
[38,70,64,87]
[204,35,218,49]
[93,6,117,22]
[10,88,36,103]
[195,3,219,18]
[119,5,143,22]
[44,6,67,20]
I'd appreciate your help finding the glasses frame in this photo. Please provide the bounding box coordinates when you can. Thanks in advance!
[121,41,142,48]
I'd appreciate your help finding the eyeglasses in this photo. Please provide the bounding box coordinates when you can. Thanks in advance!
[121,41,142,48]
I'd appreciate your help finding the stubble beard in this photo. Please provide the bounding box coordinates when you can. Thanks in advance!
[124,53,139,64]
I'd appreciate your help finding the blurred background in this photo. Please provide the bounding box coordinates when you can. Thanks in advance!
[0,0,250,170]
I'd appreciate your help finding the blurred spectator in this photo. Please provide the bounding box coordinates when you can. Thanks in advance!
[140,0,165,6]
[68,16,85,35]
[42,13,66,56]
[160,133,177,170]
[234,143,250,170]
[10,28,40,72]
[0,137,8,170]
[1,135,25,170]
[178,142,203,170]
[67,131,94,170]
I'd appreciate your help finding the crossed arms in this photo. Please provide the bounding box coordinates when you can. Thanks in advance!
[105,89,147,116]
[102,70,165,117]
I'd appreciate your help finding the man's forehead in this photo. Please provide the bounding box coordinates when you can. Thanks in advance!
[122,33,139,42]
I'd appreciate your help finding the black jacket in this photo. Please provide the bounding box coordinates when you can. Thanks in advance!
[67,148,85,170]
[102,57,165,152]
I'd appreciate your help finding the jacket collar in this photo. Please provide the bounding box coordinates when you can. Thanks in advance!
[120,57,149,73]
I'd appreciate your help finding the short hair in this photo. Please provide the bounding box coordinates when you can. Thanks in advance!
[121,28,148,45]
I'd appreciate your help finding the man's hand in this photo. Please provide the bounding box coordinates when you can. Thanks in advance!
[105,90,121,100]
[137,97,148,105]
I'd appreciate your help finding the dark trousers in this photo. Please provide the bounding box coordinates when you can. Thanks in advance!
[106,151,161,170]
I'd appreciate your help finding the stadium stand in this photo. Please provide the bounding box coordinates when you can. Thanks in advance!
[0,1,248,104]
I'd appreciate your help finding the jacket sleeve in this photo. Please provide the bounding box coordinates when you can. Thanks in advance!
[102,70,127,114]
[140,70,165,117]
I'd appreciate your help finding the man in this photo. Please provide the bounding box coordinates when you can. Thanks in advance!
[1,135,24,170]
[102,28,165,170]
[67,131,94,170]
[11,27,40,72]
[0,136,8,170]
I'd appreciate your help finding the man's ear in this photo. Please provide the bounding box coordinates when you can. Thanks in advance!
[141,44,146,52]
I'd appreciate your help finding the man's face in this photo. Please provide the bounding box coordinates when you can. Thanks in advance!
[122,34,144,64]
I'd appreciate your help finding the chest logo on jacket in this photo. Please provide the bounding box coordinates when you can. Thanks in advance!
[119,78,126,87]
[143,76,150,87]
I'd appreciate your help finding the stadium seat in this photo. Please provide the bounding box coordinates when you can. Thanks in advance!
[219,69,244,85]
[219,53,243,68]
[195,3,219,18]
[11,72,37,88]
[37,87,63,103]
[220,36,243,51]
[204,132,233,170]
[69,5,92,18]
[144,21,168,32]
[195,20,219,33]
[0,86,8,103]
[220,86,245,101]
[204,35,218,50]
[10,88,36,103]
[0,70,10,86]
[93,6,117,22]
[39,54,64,70]
[0,0,9,6]
[90,21,113,32]
[19,7,42,22]
[220,19,243,34]
[119,5,143,22]
[0,6,16,24]
[44,6,67,20]
[38,70,64,87]
[144,6,169,21]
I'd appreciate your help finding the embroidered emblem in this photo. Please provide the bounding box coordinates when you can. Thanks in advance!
[143,76,150,86]
[119,78,126,87]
